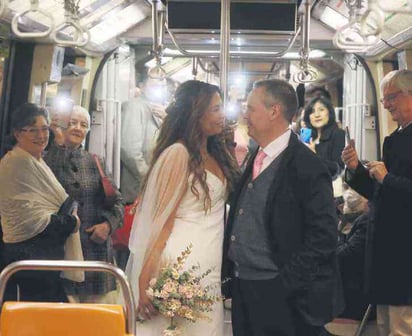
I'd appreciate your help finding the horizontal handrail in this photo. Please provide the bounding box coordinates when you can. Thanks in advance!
[0,260,136,335]
[166,21,302,60]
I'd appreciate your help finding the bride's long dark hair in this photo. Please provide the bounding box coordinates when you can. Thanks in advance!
[143,80,240,211]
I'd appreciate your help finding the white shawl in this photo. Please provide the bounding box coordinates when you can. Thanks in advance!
[126,143,189,303]
[0,146,68,243]
[0,146,84,282]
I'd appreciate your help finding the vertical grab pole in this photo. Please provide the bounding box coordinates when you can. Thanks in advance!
[354,304,374,336]
[40,82,48,107]
[151,0,160,57]
[302,0,310,58]
[159,10,165,50]
[149,0,166,79]
[219,0,230,111]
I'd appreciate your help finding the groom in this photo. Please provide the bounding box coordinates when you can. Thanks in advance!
[223,79,343,336]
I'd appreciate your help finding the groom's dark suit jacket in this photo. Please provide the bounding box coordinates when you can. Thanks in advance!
[223,133,344,326]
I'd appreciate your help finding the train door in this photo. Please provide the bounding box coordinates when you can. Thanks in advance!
[88,46,135,186]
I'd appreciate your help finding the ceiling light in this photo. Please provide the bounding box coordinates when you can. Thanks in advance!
[89,4,145,44]
[320,6,349,30]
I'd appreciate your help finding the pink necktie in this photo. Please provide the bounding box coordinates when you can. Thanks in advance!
[252,150,267,180]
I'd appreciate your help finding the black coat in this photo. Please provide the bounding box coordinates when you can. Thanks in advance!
[345,124,412,304]
[337,213,374,320]
[223,133,344,326]
[315,124,345,179]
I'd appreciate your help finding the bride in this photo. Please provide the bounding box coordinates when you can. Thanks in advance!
[125,80,239,335]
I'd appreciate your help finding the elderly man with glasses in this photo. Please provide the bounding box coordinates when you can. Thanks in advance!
[342,69,412,335]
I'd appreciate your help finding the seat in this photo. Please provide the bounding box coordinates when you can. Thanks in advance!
[0,302,133,336]
[0,260,136,336]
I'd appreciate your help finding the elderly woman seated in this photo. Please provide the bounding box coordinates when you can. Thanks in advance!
[337,185,376,321]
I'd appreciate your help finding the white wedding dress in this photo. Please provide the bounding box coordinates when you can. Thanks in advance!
[126,144,225,336]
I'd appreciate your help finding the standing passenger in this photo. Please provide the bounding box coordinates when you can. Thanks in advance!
[223,79,343,336]
[0,103,80,302]
[45,105,124,303]
[120,74,167,204]
[303,96,345,181]
[126,80,239,335]
[341,69,412,336]
[119,73,167,269]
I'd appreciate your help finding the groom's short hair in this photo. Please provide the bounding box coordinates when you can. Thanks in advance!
[253,79,298,123]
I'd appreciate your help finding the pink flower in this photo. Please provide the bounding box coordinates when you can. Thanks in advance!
[163,279,178,294]
[178,285,194,299]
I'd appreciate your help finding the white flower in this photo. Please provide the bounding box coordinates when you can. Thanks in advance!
[146,287,154,298]
[171,268,180,280]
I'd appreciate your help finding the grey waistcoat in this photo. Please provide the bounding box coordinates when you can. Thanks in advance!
[228,153,284,280]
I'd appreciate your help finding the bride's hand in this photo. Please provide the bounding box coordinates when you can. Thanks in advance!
[136,236,167,321]
[137,271,157,320]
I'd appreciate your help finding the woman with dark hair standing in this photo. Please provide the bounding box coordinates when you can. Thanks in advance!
[0,103,80,302]
[126,80,240,335]
[303,96,345,181]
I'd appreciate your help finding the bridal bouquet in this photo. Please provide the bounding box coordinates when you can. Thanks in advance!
[146,244,221,336]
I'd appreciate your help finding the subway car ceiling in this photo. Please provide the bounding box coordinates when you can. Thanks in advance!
[0,0,411,86]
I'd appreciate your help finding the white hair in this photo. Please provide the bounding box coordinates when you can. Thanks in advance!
[380,70,412,94]
[72,105,91,131]
[343,187,368,215]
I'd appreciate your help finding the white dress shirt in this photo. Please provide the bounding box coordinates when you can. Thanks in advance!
[259,129,291,174]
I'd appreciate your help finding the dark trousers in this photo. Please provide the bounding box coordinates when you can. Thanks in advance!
[4,271,68,302]
[232,277,322,336]
[114,248,130,271]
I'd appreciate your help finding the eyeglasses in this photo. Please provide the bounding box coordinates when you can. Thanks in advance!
[380,90,403,104]
[68,119,89,130]
[19,126,50,136]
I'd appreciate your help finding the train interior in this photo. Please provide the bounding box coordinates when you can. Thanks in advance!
[0,0,412,335]
[0,0,411,177]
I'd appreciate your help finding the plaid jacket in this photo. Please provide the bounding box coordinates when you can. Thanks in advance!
[44,144,125,295]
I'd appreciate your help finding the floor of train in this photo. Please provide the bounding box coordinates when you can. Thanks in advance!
[76,290,379,335]
[224,309,380,336]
